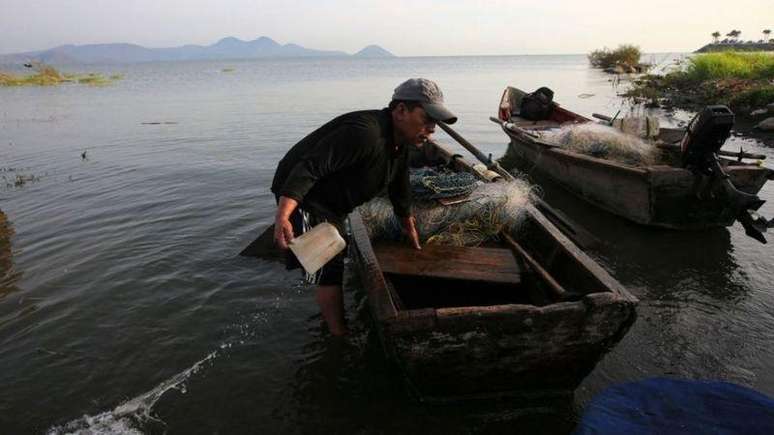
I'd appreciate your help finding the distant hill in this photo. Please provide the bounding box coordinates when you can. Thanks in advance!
[0,37,395,64]
[695,42,774,53]
[353,45,395,58]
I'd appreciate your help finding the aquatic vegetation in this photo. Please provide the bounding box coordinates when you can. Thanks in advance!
[75,73,111,85]
[0,64,120,87]
[0,210,12,246]
[221,68,235,73]
[0,66,62,86]
[1,167,40,188]
[588,44,647,72]
[0,208,16,298]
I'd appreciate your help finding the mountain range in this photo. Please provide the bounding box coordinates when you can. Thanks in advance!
[0,37,395,64]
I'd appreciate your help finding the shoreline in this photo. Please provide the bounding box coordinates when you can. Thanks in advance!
[622,52,774,142]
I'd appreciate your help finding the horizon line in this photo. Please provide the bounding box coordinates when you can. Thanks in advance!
[0,36,696,58]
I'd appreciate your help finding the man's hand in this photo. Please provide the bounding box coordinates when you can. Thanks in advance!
[274,196,299,250]
[400,215,421,250]
[274,217,294,250]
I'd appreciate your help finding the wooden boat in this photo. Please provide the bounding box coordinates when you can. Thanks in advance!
[347,141,637,401]
[495,86,774,231]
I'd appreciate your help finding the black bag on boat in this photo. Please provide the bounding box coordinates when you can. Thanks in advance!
[520,87,555,121]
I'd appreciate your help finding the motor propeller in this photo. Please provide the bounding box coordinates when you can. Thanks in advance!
[681,105,771,243]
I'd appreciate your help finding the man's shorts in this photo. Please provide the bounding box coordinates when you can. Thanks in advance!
[286,206,347,287]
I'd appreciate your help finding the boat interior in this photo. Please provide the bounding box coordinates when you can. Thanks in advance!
[368,213,611,311]
[374,241,530,310]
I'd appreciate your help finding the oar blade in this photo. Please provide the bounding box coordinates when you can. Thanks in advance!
[239,224,284,260]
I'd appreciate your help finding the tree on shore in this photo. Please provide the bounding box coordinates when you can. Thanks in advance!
[726,30,741,41]
[712,31,721,43]
[764,29,771,42]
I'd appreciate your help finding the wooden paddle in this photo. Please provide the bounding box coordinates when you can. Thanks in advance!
[238,224,284,260]
[488,116,561,149]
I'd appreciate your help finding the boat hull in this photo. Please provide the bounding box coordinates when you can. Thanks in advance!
[500,134,771,229]
[349,194,637,401]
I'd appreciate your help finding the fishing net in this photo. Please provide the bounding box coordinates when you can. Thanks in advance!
[410,168,479,200]
[542,123,659,166]
[358,175,537,247]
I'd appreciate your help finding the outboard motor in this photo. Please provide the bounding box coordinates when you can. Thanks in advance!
[681,105,771,243]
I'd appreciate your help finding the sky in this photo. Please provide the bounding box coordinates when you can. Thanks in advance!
[1,0,772,56]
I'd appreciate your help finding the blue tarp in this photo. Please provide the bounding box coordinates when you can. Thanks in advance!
[574,377,774,435]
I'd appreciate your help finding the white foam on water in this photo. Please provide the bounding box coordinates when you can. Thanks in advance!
[46,350,218,435]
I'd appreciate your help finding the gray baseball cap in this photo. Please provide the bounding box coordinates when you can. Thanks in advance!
[392,78,457,124]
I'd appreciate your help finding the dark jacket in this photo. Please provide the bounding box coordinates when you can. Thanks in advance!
[271,109,412,219]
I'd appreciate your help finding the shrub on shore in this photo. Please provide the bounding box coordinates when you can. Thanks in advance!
[589,44,646,72]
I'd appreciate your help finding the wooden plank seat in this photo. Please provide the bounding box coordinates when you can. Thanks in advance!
[373,242,521,285]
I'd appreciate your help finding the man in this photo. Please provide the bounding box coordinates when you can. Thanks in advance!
[271,78,457,336]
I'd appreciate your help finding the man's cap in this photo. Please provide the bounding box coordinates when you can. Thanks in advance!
[392,78,457,124]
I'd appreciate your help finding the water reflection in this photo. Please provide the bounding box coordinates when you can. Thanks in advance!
[516,171,746,301]
[530,170,764,402]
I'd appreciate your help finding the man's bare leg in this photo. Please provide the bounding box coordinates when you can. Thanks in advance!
[316,285,348,336]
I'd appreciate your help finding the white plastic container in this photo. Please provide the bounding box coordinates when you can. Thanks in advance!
[612,116,660,139]
[289,223,346,275]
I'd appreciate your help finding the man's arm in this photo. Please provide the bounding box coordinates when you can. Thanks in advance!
[400,215,421,250]
[278,126,371,203]
[388,152,421,250]
[274,196,299,250]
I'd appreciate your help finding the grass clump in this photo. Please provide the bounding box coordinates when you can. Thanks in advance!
[589,44,648,73]
[683,52,774,81]
[0,63,119,87]
[76,73,111,85]
[729,85,774,109]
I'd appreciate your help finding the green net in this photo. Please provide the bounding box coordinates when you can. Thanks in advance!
[410,168,479,200]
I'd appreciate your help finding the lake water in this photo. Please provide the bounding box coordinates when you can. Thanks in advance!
[1,55,773,434]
